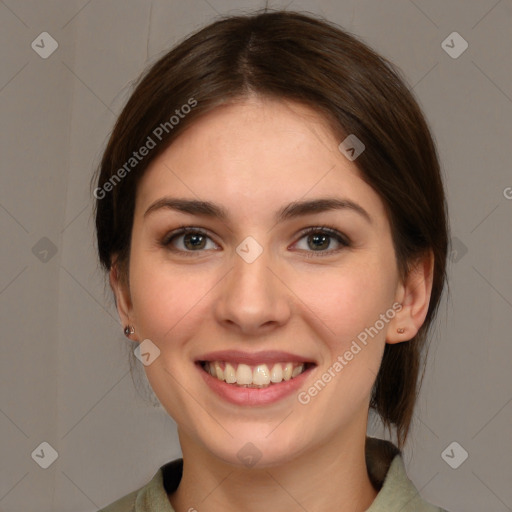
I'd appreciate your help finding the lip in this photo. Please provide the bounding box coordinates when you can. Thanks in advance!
[194,349,316,366]
[195,360,316,406]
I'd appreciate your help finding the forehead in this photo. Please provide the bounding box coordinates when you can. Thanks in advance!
[134,97,388,227]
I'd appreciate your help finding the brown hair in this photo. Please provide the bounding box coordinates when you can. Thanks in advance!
[92,9,450,449]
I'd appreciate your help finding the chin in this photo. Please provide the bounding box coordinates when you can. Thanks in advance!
[201,430,310,470]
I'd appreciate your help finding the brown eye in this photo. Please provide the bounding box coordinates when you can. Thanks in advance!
[293,226,350,257]
[161,227,218,254]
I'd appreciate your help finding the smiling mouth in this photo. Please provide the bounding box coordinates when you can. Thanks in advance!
[199,360,316,388]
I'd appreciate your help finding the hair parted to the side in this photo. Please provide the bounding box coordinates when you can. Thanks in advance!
[92,9,450,450]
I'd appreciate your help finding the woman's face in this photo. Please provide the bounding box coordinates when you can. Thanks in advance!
[115,96,407,466]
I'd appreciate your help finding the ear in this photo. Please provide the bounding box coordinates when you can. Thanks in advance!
[387,249,434,344]
[109,259,136,339]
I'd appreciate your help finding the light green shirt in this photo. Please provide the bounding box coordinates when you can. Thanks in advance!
[99,437,449,512]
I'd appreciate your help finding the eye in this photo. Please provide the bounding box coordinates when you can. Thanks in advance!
[160,226,218,255]
[292,226,351,257]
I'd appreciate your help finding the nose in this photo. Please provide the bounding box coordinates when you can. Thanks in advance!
[214,241,292,335]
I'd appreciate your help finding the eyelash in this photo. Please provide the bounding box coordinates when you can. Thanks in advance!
[160,224,351,258]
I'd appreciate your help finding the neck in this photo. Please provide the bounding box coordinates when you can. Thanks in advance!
[169,424,378,512]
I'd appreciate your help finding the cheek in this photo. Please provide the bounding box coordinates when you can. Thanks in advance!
[293,260,393,347]
[129,255,216,342]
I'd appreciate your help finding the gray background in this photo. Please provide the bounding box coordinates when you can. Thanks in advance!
[0,0,511,511]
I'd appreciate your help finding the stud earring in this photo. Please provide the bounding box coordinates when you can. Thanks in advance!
[396,328,405,334]
[124,325,135,337]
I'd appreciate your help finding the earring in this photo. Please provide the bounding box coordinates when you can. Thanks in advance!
[396,328,405,334]
[124,325,135,337]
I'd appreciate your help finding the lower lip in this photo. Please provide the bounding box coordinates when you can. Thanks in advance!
[196,363,315,406]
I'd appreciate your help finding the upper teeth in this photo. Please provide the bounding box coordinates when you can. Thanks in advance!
[204,361,306,386]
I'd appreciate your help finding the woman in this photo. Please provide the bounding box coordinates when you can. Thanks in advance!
[94,9,450,512]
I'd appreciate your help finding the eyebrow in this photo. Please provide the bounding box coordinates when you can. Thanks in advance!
[143,197,373,225]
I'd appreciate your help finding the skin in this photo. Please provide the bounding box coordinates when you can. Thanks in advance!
[110,95,434,512]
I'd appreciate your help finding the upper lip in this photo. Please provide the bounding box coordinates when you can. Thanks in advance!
[195,350,316,366]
